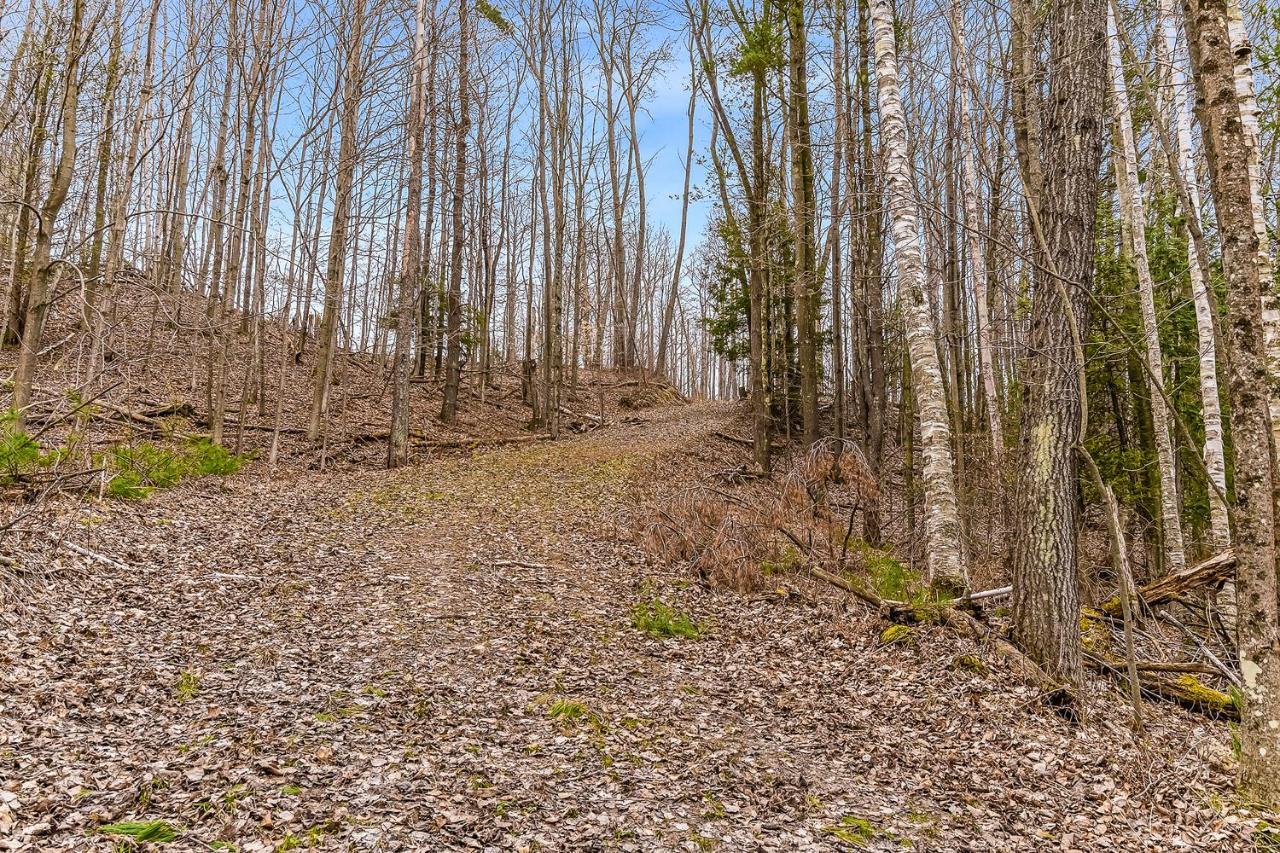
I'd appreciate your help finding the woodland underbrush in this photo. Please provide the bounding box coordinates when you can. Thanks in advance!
[645,423,1244,725]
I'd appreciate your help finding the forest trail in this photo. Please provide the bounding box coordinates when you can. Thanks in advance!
[1,402,1248,851]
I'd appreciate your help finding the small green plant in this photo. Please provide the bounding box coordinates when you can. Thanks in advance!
[548,698,591,723]
[174,671,201,702]
[186,439,245,476]
[281,784,303,796]
[1256,821,1280,853]
[822,815,875,845]
[99,820,179,843]
[0,409,64,482]
[103,439,248,500]
[221,784,248,810]
[702,792,726,819]
[631,598,703,639]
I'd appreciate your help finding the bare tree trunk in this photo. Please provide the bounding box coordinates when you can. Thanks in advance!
[788,0,819,447]
[309,0,367,441]
[656,41,696,381]
[948,0,1001,463]
[1010,0,1108,684]
[1184,0,1280,807]
[1160,0,1229,547]
[440,0,470,423]
[869,0,966,591]
[389,0,427,467]
[1108,7,1186,574]
[12,0,86,424]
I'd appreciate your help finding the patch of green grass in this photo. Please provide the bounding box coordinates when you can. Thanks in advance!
[312,705,361,723]
[821,815,876,846]
[277,826,327,851]
[174,671,201,702]
[702,792,726,819]
[848,540,956,614]
[221,784,248,810]
[99,820,179,843]
[759,546,802,576]
[631,597,703,639]
[548,698,591,723]
[1256,821,1280,853]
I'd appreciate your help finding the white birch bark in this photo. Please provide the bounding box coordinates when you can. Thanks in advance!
[1224,0,1280,454]
[1108,7,1186,573]
[948,1,1001,462]
[1160,0,1230,546]
[870,0,966,591]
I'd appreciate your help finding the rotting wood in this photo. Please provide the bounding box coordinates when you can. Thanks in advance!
[1100,550,1235,616]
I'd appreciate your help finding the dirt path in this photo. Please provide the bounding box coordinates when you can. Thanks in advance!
[0,404,1253,851]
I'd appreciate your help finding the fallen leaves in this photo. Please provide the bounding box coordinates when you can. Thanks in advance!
[0,403,1272,851]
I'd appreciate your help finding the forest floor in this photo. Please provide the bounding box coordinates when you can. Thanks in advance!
[0,399,1271,852]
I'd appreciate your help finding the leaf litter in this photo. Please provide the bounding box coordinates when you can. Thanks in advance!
[0,403,1272,851]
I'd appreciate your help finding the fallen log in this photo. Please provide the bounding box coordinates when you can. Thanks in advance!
[1087,653,1238,719]
[1100,550,1235,616]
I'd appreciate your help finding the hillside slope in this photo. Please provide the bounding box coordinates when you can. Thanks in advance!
[0,402,1261,851]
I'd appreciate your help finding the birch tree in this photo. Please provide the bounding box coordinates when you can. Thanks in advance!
[1184,0,1280,807]
[868,0,966,592]
[1107,6,1185,574]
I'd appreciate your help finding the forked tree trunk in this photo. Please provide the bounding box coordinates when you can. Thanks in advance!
[12,0,86,425]
[869,0,966,592]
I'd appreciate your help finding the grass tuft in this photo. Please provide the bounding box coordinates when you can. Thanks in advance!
[174,671,201,703]
[548,698,591,722]
[822,815,875,845]
[631,597,703,639]
[99,820,179,843]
